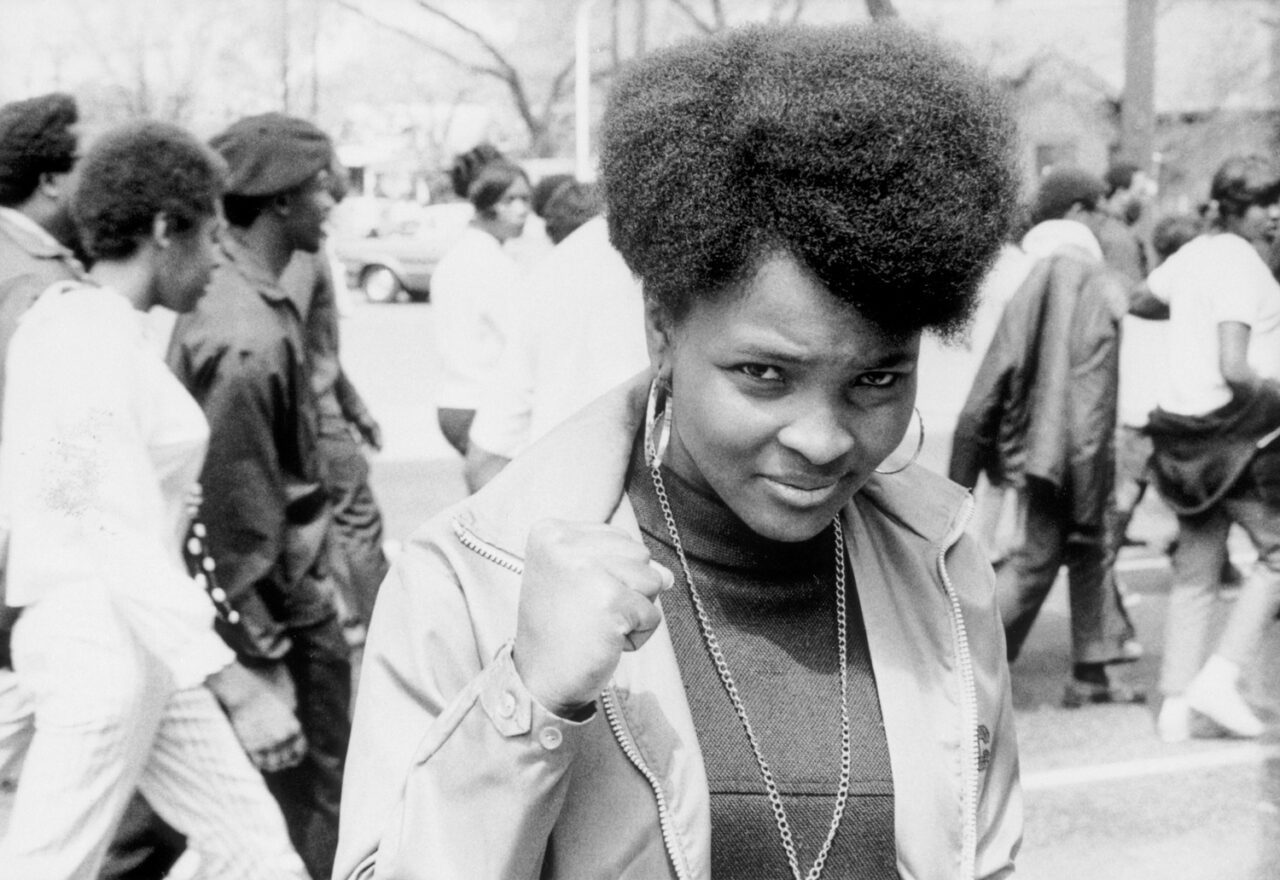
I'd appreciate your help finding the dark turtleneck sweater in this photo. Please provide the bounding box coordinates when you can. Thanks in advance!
[625,443,898,879]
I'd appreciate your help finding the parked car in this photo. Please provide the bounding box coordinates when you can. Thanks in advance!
[332,201,473,303]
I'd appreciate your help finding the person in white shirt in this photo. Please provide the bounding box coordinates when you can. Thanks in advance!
[431,144,532,455]
[1139,155,1280,742]
[464,214,649,492]
[0,121,306,879]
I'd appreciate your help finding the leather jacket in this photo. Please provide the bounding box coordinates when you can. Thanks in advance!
[950,253,1127,528]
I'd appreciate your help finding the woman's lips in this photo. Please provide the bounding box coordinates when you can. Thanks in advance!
[761,475,846,509]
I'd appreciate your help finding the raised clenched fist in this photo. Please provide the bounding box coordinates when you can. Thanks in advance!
[513,519,673,717]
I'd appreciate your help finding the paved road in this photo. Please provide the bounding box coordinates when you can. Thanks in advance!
[341,299,1280,879]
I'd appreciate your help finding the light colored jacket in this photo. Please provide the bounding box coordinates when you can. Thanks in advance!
[335,376,1022,880]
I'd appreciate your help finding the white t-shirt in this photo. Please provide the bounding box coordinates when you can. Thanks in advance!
[430,226,522,410]
[0,284,232,688]
[468,217,648,458]
[1147,232,1280,416]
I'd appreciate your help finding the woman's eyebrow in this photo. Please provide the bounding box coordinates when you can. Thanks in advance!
[731,342,916,369]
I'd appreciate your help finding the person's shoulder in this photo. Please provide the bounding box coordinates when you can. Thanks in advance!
[858,464,972,545]
[12,284,135,359]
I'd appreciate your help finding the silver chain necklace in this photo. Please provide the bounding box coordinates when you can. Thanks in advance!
[648,464,852,880]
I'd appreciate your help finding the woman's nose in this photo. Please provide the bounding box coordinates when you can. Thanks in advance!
[775,405,856,466]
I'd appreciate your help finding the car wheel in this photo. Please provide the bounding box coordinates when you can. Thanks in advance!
[361,265,402,304]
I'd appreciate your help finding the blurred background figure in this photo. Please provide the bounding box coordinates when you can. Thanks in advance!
[168,113,351,880]
[281,161,389,648]
[1138,155,1280,743]
[1095,160,1154,286]
[464,207,647,493]
[0,119,306,880]
[951,167,1141,708]
[536,176,602,246]
[1108,213,1204,574]
[431,143,531,456]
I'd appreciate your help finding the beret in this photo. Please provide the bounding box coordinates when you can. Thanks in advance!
[210,113,332,197]
[0,92,78,179]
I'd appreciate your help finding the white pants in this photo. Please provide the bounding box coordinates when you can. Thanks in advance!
[0,585,307,880]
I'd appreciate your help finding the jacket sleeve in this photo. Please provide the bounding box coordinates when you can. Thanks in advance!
[334,538,595,880]
[172,334,295,662]
[951,532,1023,879]
[949,317,1018,490]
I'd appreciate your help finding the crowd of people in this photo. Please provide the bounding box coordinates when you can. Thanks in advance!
[952,152,1280,744]
[0,14,1274,880]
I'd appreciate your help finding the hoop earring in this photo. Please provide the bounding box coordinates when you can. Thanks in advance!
[875,407,924,475]
[644,374,672,469]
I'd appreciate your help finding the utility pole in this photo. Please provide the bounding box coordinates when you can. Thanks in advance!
[1120,0,1157,170]
[280,0,291,113]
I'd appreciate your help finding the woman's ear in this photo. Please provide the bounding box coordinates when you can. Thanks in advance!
[644,298,672,373]
[36,172,64,201]
[151,213,171,249]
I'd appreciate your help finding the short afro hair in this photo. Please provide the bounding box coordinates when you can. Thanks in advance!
[72,120,225,262]
[1209,154,1280,221]
[1151,213,1202,261]
[543,181,601,245]
[1029,167,1106,226]
[1104,161,1142,198]
[0,92,78,207]
[600,22,1018,337]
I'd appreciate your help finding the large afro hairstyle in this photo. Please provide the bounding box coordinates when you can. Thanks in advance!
[0,92,79,207]
[600,22,1019,337]
[72,120,226,262]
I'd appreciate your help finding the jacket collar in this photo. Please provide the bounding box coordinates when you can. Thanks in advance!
[217,233,293,305]
[457,371,972,559]
[0,207,84,267]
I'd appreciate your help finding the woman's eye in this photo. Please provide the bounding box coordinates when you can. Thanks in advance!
[739,363,783,382]
[857,372,898,388]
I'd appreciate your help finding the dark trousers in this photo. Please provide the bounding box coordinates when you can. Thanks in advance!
[318,419,389,627]
[1000,479,1136,665]
[264,615,351,880]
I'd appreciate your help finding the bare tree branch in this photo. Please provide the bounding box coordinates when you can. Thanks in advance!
[330,0,573,155]
[538,57,576,129]
[667,0,716,33]
[409,0,522,80]
[330,0,505,77]
[767,0,807,23]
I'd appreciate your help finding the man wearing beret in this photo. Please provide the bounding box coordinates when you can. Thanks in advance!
[168,112,349,880]
[280,164,389,651]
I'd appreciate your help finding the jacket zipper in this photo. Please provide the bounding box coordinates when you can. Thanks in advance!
[935,493,980,879]
[601,688,693,880]
[452,518,692,880]
[452,519,525,574]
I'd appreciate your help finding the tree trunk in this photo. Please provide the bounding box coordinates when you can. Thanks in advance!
[1119,0,1157,170]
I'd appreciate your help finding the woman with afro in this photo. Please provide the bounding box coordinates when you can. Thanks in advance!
[337,22,1022,880]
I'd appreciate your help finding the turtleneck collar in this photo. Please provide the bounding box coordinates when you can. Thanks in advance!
[626,436,833,577]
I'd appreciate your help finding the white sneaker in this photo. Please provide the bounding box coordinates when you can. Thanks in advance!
[1185,657,1265,738]
[1157,696,1191,743]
